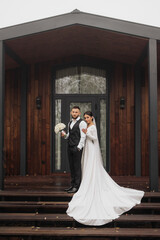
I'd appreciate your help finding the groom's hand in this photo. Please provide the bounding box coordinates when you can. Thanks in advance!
[61,131,66,137]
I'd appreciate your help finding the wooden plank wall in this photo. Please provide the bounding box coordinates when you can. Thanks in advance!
[110,63,135,175]
[27,62,51,175]
[141,67,149,176]
[4,68,21,175]
[3,60,159,176]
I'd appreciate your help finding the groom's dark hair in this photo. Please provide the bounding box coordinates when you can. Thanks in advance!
[72,106,80,110]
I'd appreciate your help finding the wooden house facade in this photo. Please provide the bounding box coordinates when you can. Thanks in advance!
[0,10,160,191]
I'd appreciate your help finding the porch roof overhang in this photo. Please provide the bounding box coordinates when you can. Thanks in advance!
[1,9,160,41]
[4,24,148,69]
[0,9,159,69]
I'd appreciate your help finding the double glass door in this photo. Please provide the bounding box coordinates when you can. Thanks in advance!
[53,66,109,172]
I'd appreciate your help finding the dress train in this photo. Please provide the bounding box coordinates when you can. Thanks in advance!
[66,125,144,226]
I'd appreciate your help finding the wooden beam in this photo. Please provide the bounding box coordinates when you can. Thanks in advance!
[135,45,148,67]
[0,41,5,190]
[5,44,26,66]
[148,39,158,191]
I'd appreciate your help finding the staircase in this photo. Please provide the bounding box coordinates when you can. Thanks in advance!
[0,175,160,240]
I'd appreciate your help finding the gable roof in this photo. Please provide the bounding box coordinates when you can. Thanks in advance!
[1,9,160,41]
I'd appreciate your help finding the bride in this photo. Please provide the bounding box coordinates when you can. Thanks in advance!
[66,111,144,226]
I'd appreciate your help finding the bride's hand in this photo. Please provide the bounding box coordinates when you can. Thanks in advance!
[82,128,87,134]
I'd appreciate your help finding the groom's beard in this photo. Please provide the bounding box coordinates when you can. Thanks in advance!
[72,116,79,119]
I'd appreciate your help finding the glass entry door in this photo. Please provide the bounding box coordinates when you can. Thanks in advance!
[53,65,109,172]
[54,96,107,172]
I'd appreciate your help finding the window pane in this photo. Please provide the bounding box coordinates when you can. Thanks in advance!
[55,99,61,170]
[55,67,106,94]
[70,102,92,119]
[80,67,106,94]
[55,67,79,94]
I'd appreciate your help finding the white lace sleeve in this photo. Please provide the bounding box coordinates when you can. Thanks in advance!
[77,121,87,149]
[86,126,97,141]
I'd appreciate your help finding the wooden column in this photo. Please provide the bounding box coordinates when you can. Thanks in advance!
[148,39,158,191]
[134,67,142,176]
[5,44,27,176]
[0,41,5,190]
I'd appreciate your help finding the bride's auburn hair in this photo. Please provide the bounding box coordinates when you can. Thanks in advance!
[83,111,94,121]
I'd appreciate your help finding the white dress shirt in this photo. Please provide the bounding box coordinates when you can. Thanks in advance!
[65,116,87,150]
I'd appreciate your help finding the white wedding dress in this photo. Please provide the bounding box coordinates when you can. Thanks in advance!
[66,125,144,226]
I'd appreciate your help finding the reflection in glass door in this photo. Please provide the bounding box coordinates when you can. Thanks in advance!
[55,99,62,170]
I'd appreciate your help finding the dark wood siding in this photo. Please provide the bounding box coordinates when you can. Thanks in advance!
[141,67,149,176]
[27,62,51,175]
[4,68,21,175]
[4,59,160,176]
[110,63,135,175]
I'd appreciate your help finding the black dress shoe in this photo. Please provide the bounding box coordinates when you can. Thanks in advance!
[67,187,78,193]
[64,186,73,192]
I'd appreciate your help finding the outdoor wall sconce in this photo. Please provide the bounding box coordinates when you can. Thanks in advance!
[120,97,125,109]
[36,96,41,109]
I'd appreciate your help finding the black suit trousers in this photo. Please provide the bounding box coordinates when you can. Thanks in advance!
[67,146,82,189]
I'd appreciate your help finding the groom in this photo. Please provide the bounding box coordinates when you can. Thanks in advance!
[62,106,87,193]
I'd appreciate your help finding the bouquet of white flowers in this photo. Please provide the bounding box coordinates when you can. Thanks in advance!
[54,123,66,134]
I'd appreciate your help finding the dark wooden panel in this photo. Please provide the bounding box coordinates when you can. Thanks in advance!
[5,54,19,70]
[110,62,159,177]
[5,25,147,68]
[4,68,21,175]
[141,68,149,176]
[5,57,160,177]
[27,62,51,175]
[110,63,135,176]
